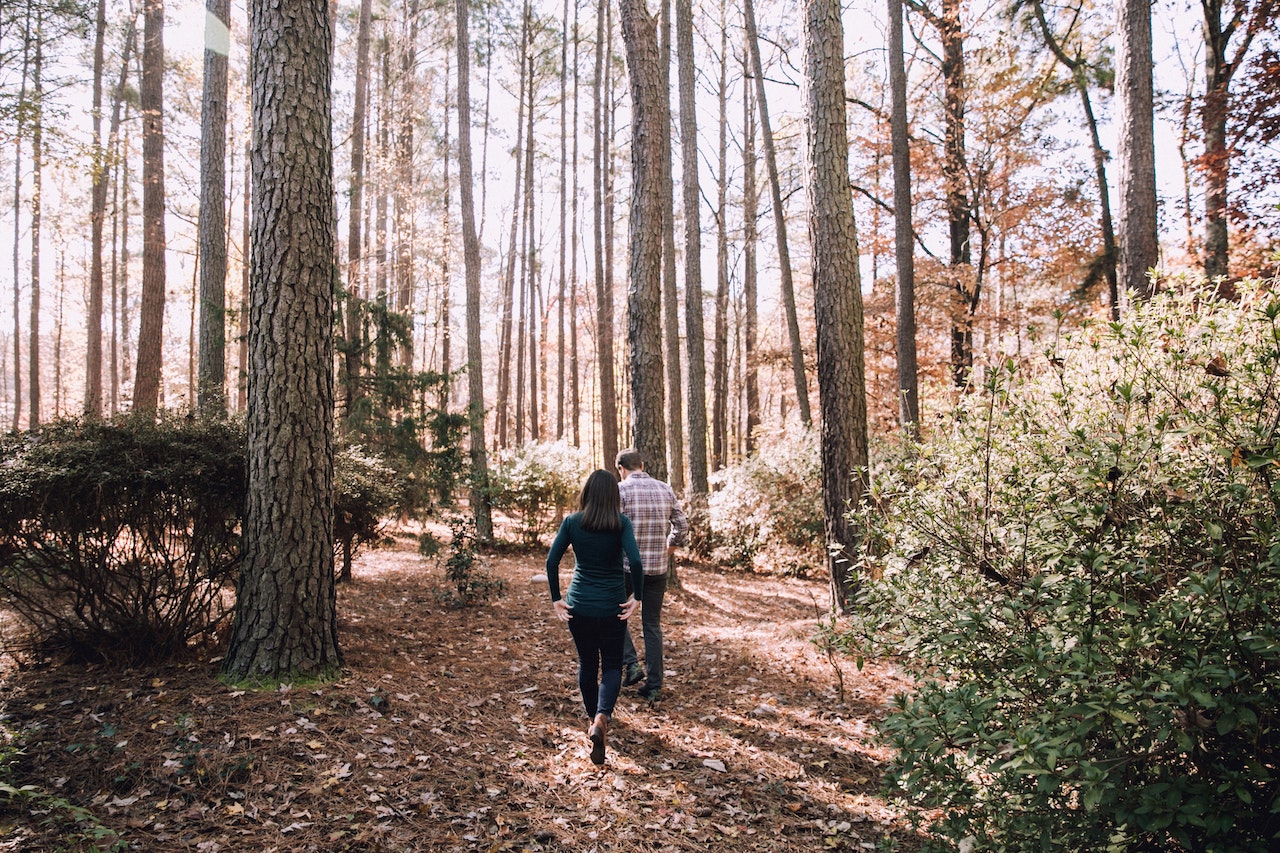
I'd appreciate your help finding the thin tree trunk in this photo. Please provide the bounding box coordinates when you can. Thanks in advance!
[594,0,619,465]
[440,52,453,405]
[1115,0,1158,299]
[133,0,167,415]
[805,0,869,609]
[394,0,420,367]
[605,1,620,447]
[197,0,230,416]
[523,40,539,441]
[940,0,973,387]
[455,0,494,540]
[570,0,582,446]
[677,0,707,497]
[239,139,250,412]
[659,0,684,490]
[889,0,918,431]
[557,0,569,440]
[1028,0,1117,318]
[498,11,529,448]
[743,0,811,426]
[11,10,29,431]
[742,44,759,456]
[711,0,729,472]
[1200,0,1275,282]
[86,0,109,417]
[29,24,43,429]
[343,0,373,427]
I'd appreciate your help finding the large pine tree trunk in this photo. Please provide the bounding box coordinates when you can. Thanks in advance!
[133,0,167,415]
[888,0,918,431]
[455,0,494,541]
[224,0,341,680]
[743,0,810,426]
[618,0,668,480]
[197,0,230,416]
[805,0,869,609]
[1115,0,1158,299]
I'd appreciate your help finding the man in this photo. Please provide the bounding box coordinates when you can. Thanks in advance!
[616,448,689,702]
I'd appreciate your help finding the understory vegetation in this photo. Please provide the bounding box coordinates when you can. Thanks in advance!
[841,278,1280,852]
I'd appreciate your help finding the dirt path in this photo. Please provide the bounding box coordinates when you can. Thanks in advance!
[1,535,918,851]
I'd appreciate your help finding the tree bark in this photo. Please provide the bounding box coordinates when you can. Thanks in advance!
[394,0,420,367]
[618,0,669,480]
[570,1,582,447]
[224,0,341,680]
[805,0,869,609]
[86,0,109,418]
[940,0,973,387]
[133,0,167,415]
[743,0,811,426]
[29,25,44,429]
[12,11,29,431]
[659,0,685,491]
[742,45,760,456]
[1200,0,1275,282]
[888,0,918,432]
[711,0,729,472]
[197,0,230,416]
[594,0,619,465]
[498,12,528,448]
[677,0,707,496]
[1115,0,1158,299]
[455,0,494,541]
[342,0,373,428]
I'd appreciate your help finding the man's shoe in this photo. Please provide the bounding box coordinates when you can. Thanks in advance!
[637,685,662,703]
[623,663,645,687]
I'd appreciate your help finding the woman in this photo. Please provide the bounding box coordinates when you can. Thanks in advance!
[546,469,643,766]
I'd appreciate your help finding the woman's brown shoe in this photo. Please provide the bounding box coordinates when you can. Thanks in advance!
[588,714,607,765]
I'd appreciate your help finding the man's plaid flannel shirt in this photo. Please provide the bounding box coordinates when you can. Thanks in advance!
[618,471,689,576]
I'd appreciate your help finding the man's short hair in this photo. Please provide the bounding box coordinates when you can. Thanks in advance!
[616,448,644,472]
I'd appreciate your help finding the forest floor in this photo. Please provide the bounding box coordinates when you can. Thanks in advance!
[0,526,922,852]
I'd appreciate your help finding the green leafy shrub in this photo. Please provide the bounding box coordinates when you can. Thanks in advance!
[708,424,823,572]
[842,279,1280,852]
[491,441,590,545]
[428,515,504,606]
[0,414,245,663]
[334,444,402,582]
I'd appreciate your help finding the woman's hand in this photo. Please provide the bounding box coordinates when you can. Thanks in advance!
[619,595,640,620]
[552,599,572,622]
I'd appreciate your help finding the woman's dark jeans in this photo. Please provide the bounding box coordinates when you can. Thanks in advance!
[567,612,627,719]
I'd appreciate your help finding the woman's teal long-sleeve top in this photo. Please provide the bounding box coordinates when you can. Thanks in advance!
[546,513,644,618]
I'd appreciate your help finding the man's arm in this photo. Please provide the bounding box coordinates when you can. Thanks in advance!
[667,488,689,549]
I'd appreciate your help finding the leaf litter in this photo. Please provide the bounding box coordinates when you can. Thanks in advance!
[0,529,918,851]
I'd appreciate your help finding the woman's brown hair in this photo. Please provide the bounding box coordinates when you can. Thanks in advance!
[578,469,622,532]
